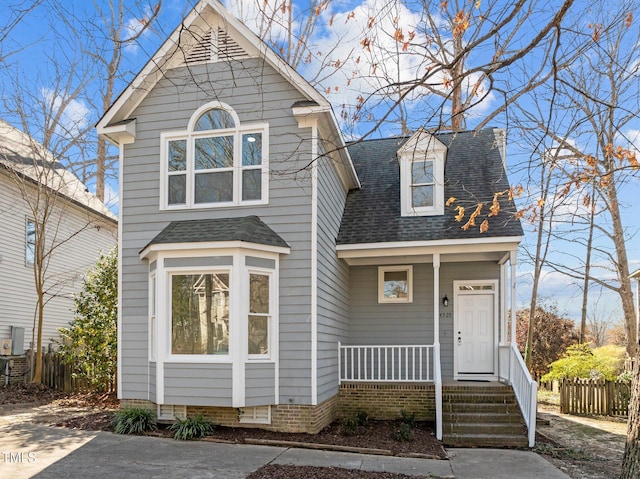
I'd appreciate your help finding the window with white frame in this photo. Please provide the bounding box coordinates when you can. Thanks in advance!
[378,266,413,303]
[25,218,36,265]
[248,272,271,357]
[162,102,268,209]
[154,257,277,362]
[399,133,445,216]
[149,273,157,361]
[170,272,231,355]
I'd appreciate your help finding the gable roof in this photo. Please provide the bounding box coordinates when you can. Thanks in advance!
[0,120,117,223]
[141,216,289,254]
[97,0,358,188]
[337,128,523,245]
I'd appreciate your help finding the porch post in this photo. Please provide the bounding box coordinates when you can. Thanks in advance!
[433,253,442,440]
[510,250,517,346]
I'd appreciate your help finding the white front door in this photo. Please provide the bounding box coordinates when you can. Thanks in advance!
[454,281,497,379]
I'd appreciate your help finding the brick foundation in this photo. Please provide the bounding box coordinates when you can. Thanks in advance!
[336,382,435,421]
[119,394,338,434]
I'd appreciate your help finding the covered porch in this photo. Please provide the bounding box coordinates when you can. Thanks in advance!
[336,245,537,447]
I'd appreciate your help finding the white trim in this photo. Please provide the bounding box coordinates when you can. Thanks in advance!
[398,129,446,217]
[99,120,136,145]
[378,265,413,303]
[453,279,499,381]
[159,103,269,210]
[310,120,318,406]
[117,145,124,400]
[337,236,522,252]
[140,241,290,260]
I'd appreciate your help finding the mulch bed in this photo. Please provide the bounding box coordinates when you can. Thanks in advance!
[246,465,431,479]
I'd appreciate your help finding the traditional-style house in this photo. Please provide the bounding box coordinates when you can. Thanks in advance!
[98,0,536,447]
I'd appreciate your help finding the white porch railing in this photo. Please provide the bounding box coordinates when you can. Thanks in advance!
[338,342,434,382]
[500,343,538,447]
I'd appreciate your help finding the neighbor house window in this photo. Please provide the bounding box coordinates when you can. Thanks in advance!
[378,266,413,303]
[25,218,36,265]
[162,101,268,209]
[170,272,230,355]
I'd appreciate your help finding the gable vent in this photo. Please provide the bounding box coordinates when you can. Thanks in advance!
[185,30,213,64]
[184,28,249,65]
[216,28,249,61]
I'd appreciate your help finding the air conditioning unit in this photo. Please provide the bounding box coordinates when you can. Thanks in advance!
[0,339,12,356]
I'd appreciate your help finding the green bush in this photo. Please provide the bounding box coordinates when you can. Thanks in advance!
[394,422,414,442]
[112,408,156,435]
[58,248,117,391]
[341,415,360,436]
[355,409,369,426]
[542,344,625,381]
[399,410,416,427]
[170,414,215,440]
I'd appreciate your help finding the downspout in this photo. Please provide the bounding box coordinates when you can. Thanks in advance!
[433,253,442,440]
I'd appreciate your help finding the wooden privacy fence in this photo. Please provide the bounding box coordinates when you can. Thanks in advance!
[25,350,116,393]
[560,378,630,417]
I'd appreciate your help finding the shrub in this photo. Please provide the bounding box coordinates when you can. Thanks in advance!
[341,415,360,435]
[542,344,625,381]
[170,414,215,440]
[355,409,369,426]
[399,410,416,427]
[112,408,156,435]
[394,422,414,442]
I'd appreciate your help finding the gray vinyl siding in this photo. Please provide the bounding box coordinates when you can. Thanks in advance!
[245,363,276,406]
[0,173,117,352]
[164,363,232,406]
[348,261,499,381]
[349,264,435,345]
[119,58,314,403]
[316,152,350,404]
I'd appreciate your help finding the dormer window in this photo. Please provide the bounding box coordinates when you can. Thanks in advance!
[399,129,446,216]
[161,101,268,210]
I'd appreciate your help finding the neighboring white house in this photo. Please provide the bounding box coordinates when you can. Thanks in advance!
[0,119,117,355]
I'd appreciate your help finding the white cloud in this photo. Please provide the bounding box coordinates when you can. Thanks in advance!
[41,87,90,138]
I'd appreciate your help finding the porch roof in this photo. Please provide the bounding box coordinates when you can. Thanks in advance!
[337,129,523,247]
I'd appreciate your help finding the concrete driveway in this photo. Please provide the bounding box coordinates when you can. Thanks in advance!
[0,406,570,479]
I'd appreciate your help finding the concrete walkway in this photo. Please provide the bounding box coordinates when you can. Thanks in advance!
[0,407,571,479]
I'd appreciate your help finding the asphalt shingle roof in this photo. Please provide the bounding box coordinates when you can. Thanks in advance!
[337,128,523,245]
[144,216,289,251]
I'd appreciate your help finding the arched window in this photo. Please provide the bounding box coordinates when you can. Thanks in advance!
[162,102,268,209]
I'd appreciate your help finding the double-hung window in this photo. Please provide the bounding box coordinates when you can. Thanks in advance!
[399,130,446,216]
[163,102,268,209]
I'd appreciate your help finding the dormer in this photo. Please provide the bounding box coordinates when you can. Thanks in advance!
[398,129,447,217]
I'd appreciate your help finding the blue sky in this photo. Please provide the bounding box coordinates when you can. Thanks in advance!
[2,0,639,327]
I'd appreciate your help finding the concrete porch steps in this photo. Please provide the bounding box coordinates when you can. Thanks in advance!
[442,384,528,448]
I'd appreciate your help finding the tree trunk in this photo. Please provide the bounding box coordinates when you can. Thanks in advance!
[580,182,596,343]
[621,357,640,478]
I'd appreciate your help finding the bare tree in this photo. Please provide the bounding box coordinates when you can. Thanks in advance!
[49,0,161,201]
[1,39,115,382]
